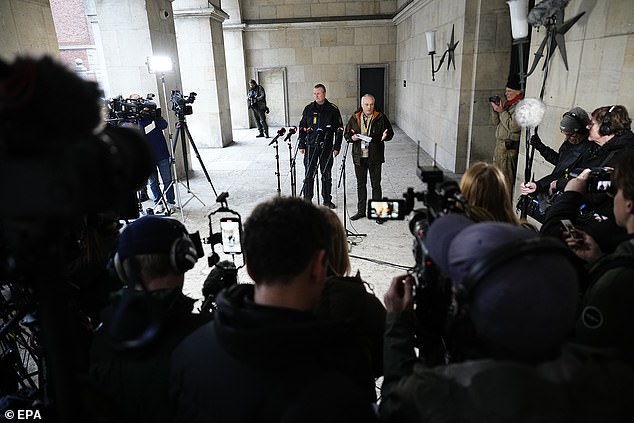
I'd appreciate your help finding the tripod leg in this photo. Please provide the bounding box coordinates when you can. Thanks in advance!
[183,123,219,198]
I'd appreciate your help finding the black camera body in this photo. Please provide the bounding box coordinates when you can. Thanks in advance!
[106,95,160,122]
[171,90,197,116]
[488,95,501,104]
[569,167,613,193]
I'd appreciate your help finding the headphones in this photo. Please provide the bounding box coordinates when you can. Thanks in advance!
[453,237,571,304]
[599,105,616,136]
[561,111,586,133]
[113,219,198,283]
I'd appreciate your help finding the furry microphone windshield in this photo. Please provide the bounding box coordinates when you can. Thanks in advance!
[514,98,546,129]
[528,0,569,27]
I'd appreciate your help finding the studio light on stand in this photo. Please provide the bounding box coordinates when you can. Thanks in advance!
[146,56,174,136]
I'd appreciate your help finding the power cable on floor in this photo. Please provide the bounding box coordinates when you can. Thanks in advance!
[349,254,411,271]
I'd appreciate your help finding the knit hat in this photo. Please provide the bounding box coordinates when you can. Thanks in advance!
[426,215,579,358]
[117,215,187,262]
[560,106,590,134]
[506,73,522,91]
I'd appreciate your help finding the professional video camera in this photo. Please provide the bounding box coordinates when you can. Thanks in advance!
[171,89,197,117]
[369,164,468,363]
[106,94,160,123]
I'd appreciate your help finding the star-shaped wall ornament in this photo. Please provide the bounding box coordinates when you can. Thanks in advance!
[526,10,585,77]
[434,24,460,72]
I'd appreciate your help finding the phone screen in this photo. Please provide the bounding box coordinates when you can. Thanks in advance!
[560,219,581,241]
[220,218,242,254]
[367,200,405,220]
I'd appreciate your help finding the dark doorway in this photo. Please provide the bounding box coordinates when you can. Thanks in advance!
[359,65,388,113]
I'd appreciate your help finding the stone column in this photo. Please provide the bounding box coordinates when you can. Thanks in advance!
[173,1,234,147]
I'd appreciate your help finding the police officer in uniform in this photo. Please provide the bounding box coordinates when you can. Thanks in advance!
[298,84,343,208]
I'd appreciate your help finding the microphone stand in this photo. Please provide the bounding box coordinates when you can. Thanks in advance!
[285,130,298,197]
[299,130,323,201]
[337,138,366,243]
[269,129,286,196]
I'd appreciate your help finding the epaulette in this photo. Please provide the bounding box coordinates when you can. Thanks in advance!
[330,103,339,110]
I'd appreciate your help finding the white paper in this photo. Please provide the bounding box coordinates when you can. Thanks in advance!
[144,121,156,134]
[356,134,372,142]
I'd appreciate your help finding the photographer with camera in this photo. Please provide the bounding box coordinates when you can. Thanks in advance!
[490,74,523,197]
[129,94,176,214]
[541,105,634,252]
[247,79,269,138]
[380,214,634,422]
[518,107,592,222]
[547,151,634,366]
[90,215,210,423]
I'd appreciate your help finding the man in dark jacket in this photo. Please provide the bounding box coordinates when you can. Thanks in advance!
[558,150,634,365]
[247,79,269,138]
[170,197,378,423]
[89,215,209,423]
[345,94,394,220]
[298,83,344,209]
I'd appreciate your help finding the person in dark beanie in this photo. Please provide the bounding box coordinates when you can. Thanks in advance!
[519,106,593,222]
[380,214,634,422]
[89,215,210,423]
[491,73,523,197]
[170,197,378,423]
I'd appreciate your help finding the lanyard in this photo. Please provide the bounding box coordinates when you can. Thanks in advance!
[362,114,372,135]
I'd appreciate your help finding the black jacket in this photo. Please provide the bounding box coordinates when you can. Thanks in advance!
[170,284,378,423]
[533,139,592,193]
[344,110,394,165]
[89,288,210,423]
[298,99,343,152]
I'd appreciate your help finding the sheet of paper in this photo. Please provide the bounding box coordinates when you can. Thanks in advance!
[144,121,156,134]
[356,134,372,142]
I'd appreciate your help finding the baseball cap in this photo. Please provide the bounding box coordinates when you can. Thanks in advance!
[117,215,187,262]
[426,216,579,358]
[560,107,590,133]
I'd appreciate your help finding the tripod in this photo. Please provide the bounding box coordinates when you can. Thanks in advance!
[299,131,324,204]
[337,139,366,242]
[164,113,219,219]
[268,128,286,196]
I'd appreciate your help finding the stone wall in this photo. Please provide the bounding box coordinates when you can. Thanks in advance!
[0,0,59,61]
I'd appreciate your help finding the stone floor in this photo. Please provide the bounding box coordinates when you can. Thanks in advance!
[140,125,457,306]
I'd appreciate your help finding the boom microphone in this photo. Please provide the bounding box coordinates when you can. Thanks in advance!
[514,98,546,129]
[528,0,569,27]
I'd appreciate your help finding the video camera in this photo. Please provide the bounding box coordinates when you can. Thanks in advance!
[171,89,197,117]
[106,94,160,123]
[569,167,614,194]
[369,163,468,362]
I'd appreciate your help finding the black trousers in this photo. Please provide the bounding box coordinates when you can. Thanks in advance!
[251,107,268,134]
[303,145,334,203]
[354,159,382,214]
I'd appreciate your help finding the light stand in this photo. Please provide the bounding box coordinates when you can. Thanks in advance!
[507,0,532,218]
[337,139,366,243]
[268,127,286,196]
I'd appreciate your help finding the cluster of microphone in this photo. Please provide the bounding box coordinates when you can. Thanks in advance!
[268,125,348,145]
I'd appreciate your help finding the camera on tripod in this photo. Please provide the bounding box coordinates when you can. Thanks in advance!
[106,94,160,122]
[171,89,197,116]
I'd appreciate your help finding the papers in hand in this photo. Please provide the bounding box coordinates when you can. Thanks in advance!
[356,134,372,142]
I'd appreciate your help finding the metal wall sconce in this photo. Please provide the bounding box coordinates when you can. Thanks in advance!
[425,24,460,82]
[507,0,529,91]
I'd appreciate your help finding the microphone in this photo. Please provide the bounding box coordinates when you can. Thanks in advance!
[346,128,356,141]
[528,0,569,27]
[284,126,296,142]
[337,127,344,132]
[268,127,286,145]
[514,98,546,129]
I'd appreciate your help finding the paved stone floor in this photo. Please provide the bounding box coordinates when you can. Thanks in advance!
[141,125,455,307]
